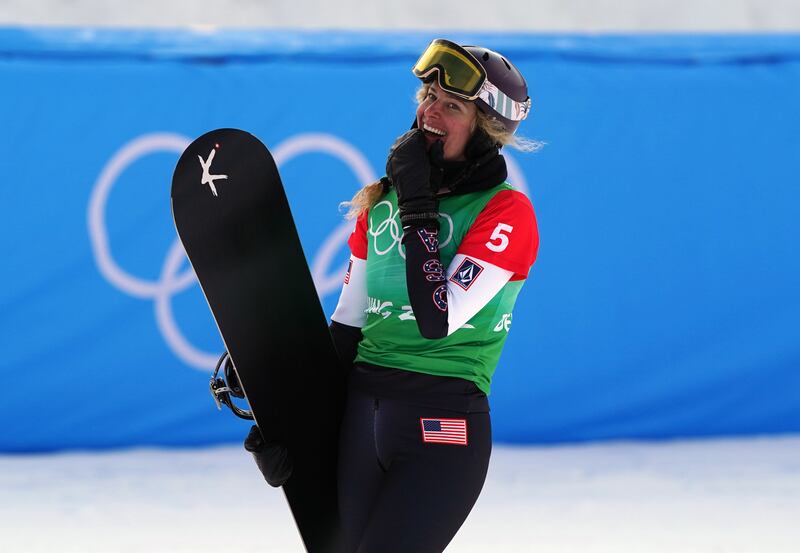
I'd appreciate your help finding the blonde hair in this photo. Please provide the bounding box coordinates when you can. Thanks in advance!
[342,83,542,219]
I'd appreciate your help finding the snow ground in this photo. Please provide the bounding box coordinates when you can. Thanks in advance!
[2,436,799,553]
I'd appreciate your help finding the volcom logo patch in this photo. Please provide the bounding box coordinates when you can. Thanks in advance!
[449,258,484,291]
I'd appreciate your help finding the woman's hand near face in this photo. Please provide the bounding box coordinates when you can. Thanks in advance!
[386,129,443,229]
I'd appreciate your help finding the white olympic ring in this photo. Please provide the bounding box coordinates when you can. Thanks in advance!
[88,133,194,298]
[368,201,404,256]
[367,200,454,259]
[271,133,377,296]
[88,131,528,373]
[88,133,220,370]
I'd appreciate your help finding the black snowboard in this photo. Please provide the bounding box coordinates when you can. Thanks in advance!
[171,128,345,552]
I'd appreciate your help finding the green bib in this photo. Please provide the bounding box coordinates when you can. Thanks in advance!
[355,184,525,395]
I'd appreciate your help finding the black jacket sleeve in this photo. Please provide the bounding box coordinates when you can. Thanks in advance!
[329,320,363,374]
[401,225,449,339]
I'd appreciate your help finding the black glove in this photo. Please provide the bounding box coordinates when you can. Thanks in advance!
[386,129,444,229]
[244,425,293,488]
[329,320,362,376]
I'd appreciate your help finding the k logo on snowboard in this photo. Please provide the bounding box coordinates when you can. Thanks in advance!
[198,147,228,197]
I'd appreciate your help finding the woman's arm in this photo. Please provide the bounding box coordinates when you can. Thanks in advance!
[404,189,539,339]
[330,209,369,368]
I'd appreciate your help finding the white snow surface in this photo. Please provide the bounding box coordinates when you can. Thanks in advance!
[2,435,800,553]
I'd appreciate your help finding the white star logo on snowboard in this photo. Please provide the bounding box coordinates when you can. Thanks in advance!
[198,148,228,197]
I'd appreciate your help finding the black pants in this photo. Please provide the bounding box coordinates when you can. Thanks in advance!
[338,384,492,553]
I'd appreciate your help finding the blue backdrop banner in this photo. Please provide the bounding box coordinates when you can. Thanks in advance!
[1,29,799,451]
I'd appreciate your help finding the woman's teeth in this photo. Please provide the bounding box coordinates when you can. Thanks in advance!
[423,123,446,137]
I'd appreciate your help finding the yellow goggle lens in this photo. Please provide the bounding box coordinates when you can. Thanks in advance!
[412,40,486,99]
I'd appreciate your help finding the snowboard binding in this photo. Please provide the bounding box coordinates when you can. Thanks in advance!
[210,351,254,420]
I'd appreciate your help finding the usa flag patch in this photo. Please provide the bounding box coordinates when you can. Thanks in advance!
[420,418,468,446]
[344,259,353,284]
[449,258,484,291]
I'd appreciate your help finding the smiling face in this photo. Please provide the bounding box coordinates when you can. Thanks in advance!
[415,81,478,161]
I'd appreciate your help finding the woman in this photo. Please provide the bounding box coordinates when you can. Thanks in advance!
[328,38,540,552]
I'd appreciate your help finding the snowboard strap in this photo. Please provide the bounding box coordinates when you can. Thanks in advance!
[210,351,254,420]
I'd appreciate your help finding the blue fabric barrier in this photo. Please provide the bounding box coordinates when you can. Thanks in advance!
[1,28,798,451]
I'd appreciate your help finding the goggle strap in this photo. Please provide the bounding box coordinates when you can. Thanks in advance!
[478,80,531,122]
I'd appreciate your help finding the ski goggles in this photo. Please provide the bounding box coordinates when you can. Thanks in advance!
[413,39,487,99]
[412,38,531,122]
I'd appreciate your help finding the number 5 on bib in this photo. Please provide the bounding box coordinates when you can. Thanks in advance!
[485,223,514,252]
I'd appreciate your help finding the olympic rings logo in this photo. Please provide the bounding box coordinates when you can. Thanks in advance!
[88,131,528,373]
[367,200,454,259]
